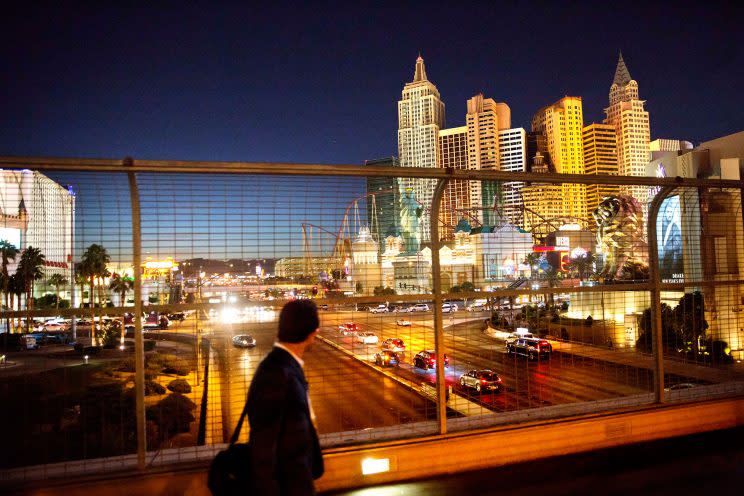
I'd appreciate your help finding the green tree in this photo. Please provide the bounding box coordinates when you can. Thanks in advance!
[0,240,20,332]
[523,253,542,273]
[565,252,596,282]
[673,291,708,357]
[109,273,133,307]
[47,273,69,310]
[17,246,46,332]
[636,302,680,352]
[74,264,88,308]
[80,244,110,344]
[7,272,24,332]
[542,267,561,306]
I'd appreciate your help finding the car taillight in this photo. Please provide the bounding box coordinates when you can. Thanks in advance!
[430,358,435,364]
[481,379,487,384]
[497,377,502,382]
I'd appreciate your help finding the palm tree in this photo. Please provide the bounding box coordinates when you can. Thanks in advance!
[566,252,596,282]
[8,272,24,332]
[80,244,110,344]
[74,264,88,308]
[0,240,20,332]
[523,253,542,278]
[18,246,46,332]
[109,273,133,307]
[542,267,561,307]
[47,273,68,309]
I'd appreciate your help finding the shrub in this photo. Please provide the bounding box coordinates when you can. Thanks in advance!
[167,379,192,394]
[144,380,166,396]
[584,315,594,327]
[146,393,196,438]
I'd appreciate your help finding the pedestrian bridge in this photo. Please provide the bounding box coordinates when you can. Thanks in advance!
[1,156,743,494]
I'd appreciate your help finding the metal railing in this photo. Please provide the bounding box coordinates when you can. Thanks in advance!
[1,156,742,484]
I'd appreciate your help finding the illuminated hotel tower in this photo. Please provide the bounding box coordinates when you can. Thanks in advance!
[398,55,445,243]
[438,126,468,239]
[465,94,512,226]
[603,52,651,204]
[531,96,587,221]
[582,123,619,218]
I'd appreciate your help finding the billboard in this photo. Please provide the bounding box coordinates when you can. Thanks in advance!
[657,195,683,281]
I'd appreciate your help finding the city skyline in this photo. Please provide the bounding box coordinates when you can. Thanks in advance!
[1,4,741,164]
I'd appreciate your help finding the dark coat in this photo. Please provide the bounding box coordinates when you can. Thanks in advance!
[247,346,323,495]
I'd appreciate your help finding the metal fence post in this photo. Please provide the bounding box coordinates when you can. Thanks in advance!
[126,157,147,469]
[648,185,675,403]
[430,175,450,434]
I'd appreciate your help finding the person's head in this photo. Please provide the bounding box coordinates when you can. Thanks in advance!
[278,299,319,344]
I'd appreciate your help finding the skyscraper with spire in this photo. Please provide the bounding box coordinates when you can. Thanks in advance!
[398,55,445,243]
[603,52,651,205]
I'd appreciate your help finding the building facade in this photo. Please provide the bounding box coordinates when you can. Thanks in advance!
[603,53,651,205]
[398,55,445,243]
[583,123,620,218]
[531,96,587,221]
[438,126,470,239]
[0,170,74,299]
[497,127,527,224]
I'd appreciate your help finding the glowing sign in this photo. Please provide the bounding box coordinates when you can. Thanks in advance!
[556,236,570,248]
[144,261,175,270]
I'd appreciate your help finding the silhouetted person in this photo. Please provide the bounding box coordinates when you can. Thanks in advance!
[247,299,324,495]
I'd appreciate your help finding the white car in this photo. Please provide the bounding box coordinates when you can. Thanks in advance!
[355,332,379,344]
[396,319,412,326]
[442,303,458,313]
[43,319,70,331]
[370,305,389,314]
[409,304,430,312]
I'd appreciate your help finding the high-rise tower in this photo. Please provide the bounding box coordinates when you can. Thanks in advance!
[398,55,445,243]
[603,52,651,204]
[582,123,619,218]
[531,96,587,221]
[465,94,511,227]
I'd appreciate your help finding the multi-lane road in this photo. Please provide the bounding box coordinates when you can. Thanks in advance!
[200,307,709,443]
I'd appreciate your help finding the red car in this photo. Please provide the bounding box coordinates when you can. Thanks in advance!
[338,322,360,336]
[381,338,406,353]
[413,350,450,370]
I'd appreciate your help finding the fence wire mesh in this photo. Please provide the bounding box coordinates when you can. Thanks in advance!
[1,165,743,481]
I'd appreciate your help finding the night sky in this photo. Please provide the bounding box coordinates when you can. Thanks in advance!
[2,2,742,164]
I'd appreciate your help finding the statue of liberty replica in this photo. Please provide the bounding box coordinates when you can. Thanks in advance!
[399,187,422,255]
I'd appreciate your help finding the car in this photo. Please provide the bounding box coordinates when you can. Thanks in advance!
[232,334,257,348]
[0,333,38,350]
[338,322,360,336]
[167,312,186,321]
[413,350,449,370]
[43,319,70,331]
[355,332,379,344]
[381,338,406,353]
[369,305,389,314]
[467,300,488,312]
[506,337,552,360]
[373,350,400,367]
[459,369,503,393]
[143,322,161,331]
[409,303,430,312]
[394,305,412,313]
[442,302,458,313]
[396,319,412,326]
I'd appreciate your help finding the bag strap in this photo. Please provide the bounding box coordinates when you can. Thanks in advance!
[229,399,250,445]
